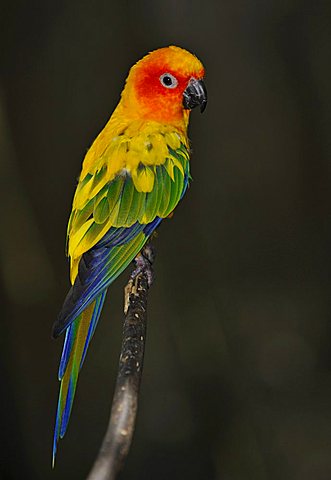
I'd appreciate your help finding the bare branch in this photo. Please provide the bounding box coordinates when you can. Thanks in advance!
[87,244,155,480]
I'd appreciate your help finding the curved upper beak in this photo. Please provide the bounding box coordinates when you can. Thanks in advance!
[183,78,207,113]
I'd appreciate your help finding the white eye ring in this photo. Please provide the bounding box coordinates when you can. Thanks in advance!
[159,73,178,89]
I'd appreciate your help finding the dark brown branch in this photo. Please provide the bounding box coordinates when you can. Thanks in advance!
[87,244,155,480]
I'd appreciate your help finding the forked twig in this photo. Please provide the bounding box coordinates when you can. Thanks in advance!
[87,244,155,480]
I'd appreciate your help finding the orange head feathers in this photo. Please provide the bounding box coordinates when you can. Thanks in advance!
[119,46,207,126]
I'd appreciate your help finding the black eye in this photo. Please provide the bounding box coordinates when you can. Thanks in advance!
[160,73,178,89]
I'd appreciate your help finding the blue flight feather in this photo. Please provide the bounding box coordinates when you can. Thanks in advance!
[80,290,107,369]
[53,219,162,338]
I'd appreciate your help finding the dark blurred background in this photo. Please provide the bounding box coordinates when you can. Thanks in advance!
[1,0,331,479]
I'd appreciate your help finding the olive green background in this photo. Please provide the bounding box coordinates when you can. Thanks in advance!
[0,1,330,479]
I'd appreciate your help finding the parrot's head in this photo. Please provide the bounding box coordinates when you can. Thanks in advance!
[121,46,207,126]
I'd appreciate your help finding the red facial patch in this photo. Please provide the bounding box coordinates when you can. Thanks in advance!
[135,62,187,108]
[129,47,205,123]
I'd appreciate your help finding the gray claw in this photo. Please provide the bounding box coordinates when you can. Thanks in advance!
[131,246,155,287]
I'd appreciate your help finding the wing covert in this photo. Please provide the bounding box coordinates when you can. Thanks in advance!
[67,131,190,282]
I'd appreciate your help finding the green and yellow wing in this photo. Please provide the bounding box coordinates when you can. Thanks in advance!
[67,130,190,283]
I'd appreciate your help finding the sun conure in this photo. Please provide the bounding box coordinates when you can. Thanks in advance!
[52,45,207,465]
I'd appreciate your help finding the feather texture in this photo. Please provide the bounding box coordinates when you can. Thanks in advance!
[53,300,96,467]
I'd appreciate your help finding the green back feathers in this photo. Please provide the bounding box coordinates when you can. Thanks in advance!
[68,139,190,261]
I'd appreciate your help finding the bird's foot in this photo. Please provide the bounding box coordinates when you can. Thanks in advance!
[131,245,155,286]
[124,245,155,314]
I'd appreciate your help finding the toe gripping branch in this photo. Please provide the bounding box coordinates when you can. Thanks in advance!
[124,243,155,314]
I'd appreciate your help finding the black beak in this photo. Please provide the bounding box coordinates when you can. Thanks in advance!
[183,78,207,113]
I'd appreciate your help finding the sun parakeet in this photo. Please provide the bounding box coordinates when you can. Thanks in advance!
[52,45,207,465]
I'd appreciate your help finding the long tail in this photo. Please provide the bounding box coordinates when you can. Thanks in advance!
[52,291,106,467]
[52,223,161,465]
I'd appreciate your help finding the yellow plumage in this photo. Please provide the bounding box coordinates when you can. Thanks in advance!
[68,120,189,282]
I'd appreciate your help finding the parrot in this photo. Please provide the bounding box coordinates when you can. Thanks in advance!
[52,45,207,465]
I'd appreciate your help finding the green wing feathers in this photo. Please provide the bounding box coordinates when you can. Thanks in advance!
[68,140,190,263]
